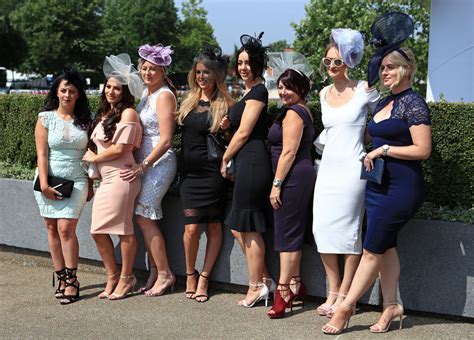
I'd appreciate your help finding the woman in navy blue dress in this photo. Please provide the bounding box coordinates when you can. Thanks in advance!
[323,47,432,335]
[267,69,315,318]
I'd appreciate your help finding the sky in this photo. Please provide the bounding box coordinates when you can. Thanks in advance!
[174,0,310,54]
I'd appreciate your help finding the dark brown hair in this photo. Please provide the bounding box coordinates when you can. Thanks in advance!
[93,77,135,142]
[277,69,311,99]
[234,45,267,80]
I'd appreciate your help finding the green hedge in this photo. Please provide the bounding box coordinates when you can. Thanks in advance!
[0,94,472,213]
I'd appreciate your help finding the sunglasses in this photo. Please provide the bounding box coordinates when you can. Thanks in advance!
[322,57,344,67]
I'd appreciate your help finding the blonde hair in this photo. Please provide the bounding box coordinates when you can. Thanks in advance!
[380,47,416,91]
[177,56,232,133]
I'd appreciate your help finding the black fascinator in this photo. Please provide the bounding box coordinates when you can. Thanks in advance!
[240,32,267,55]
[196,45,229,80]
[367,12,414,87]
[238,32,268,77]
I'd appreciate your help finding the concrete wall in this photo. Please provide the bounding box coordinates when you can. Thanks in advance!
[426,0,474,102]
[0,178,472,317]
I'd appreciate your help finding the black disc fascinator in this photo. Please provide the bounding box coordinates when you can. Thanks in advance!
[367,12,414,87]
[197,45,230,80]
[240,32,268,59]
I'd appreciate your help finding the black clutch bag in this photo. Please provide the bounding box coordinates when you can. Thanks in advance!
[207,133,227,162]
[34,175,75,198]
[360,158,385,184]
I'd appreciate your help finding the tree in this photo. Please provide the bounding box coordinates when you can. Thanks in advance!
[292,0,430,93]
[174,0,218,74]
[268,40,291,52]
[99,0,179,65]
[0,0,27,70]
[10,0,103,75]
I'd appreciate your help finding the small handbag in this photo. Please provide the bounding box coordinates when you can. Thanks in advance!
[360,158,385,184]
[34,175,75,198]
[207,133,227,161]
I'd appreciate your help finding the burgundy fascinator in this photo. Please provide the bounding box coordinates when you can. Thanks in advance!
[138,44,174,67]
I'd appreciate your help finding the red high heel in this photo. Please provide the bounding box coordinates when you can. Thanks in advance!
[267,284,294,319]
[290,276,307,306]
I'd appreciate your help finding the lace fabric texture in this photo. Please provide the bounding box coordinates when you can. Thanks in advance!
[376,89,431,127]
[33,111,89,218]
[134,87,177,220]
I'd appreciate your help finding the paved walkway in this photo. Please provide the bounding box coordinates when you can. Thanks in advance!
[0,246,472,339]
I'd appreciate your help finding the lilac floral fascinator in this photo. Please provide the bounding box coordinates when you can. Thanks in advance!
[138,44,174,67]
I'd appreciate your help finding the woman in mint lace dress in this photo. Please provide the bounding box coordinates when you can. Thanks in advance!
[33,69,93,304]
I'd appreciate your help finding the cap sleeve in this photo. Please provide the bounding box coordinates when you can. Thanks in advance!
[289,104,312,125]
[112,122,142,147]
[245,84,268,104]
[38,111,51,129]
[406,95,431,127]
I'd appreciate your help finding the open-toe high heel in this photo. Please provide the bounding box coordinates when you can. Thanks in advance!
[194,273,210,303]
[145,273,176,297]
[139,265,157,293]
[369,302,404,333]
[322,302,355,335]
[326,293,358,318]
[263,277,277,298]
[290,276,307,307]
[241,282,270,308]
[98,272,120,299]
[109,274,137,300]
[53,268,67,299]
[317,291,338,316]
[185,269,199,299]
[267,283,294,319]
[59,267,80,305]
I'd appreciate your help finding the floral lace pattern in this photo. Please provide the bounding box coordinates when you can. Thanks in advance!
[375,88,431,127]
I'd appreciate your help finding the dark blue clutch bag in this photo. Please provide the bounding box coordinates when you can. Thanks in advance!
[360,158,385,184]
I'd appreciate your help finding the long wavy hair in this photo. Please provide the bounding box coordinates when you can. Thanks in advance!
[44,69,92,130]
[177,52,232,133]
[93,77,135,142]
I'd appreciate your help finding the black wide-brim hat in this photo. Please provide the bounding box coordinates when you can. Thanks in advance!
[367,12,414,87]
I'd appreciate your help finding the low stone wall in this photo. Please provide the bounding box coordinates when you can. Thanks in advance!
[0,178,472,317]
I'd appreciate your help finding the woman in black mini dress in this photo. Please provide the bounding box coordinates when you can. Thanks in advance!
[177,46,233,302]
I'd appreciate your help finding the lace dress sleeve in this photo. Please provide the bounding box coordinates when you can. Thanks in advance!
[38,111,50,129]
[404,94,431,127]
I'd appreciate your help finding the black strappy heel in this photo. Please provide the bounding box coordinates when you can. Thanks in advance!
[60,267,80,305]
[185,269,199,299]
[194,273,210,303]
[53,268,67,299]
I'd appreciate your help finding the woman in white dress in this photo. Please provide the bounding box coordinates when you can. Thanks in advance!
[313,29,379,316]
[120,44,177,296]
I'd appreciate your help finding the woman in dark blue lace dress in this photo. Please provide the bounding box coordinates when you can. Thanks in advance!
[323,47,432,334]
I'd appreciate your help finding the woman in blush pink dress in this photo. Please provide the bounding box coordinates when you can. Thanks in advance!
[83,54,143,300]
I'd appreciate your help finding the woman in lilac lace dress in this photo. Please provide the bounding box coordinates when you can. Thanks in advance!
[120,44,177,296]
[323,47,432,335]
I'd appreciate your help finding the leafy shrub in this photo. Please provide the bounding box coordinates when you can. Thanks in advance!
[0,94,472,219]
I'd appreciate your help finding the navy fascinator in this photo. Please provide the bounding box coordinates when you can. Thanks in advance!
[367,12,414,87]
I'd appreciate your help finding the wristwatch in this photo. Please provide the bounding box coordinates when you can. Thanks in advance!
[142,159,150,169]
[273,178,283,188]
[382,144,390,157]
